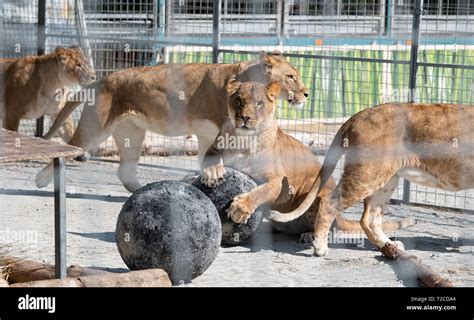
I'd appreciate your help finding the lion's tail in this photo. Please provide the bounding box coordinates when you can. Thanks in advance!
[265,121,349,223]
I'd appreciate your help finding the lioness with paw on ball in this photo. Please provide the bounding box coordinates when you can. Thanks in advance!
[36,51,309,192]
[201,79,415,236]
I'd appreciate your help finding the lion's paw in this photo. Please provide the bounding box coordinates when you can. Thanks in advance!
[201,163,226,187]
[312,238,329,257]
[226,193,254,224]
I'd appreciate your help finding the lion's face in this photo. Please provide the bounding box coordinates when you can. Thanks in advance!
[260,51,309,109]
[226,80,280,135]
[55,47,96,85]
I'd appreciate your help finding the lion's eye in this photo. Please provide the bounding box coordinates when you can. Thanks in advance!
[287,75,295,80]
[235,97,243,107]
[256,101,264,108]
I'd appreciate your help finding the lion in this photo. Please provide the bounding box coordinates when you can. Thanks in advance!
[201,81,416,234]
[36,51,309,192]
[0,47,95,140]
[267,102,474,256]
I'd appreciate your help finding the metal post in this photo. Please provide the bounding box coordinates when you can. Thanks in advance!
[35,0,46,138]
[75,0,94,69]
[281,0,289,42]
[384,0,393,36]
[54,157,67,279]
[403,0,423,204]
[212,0,221,63]
[340,60,347,116]
[157,0,166,36]
[165,0,171,37]
[276,0,283,45]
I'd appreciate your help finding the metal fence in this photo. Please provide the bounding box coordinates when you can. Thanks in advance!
[1,0,473,211]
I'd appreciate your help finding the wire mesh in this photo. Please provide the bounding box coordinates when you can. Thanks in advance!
[0,0,472,210]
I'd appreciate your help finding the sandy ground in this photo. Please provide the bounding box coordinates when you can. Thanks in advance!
[0,159,473,287]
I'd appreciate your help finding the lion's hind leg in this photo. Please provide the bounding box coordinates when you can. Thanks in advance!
[360,175,406,250]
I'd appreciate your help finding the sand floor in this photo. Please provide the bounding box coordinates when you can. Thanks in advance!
[1,159,473,287]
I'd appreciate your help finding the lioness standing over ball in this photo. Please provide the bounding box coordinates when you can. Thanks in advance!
[201,81,415,235]
[270,103,474,256]
[0,47,95,139]
[36,51,309,192]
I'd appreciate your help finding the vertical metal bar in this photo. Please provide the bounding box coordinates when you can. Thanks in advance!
[309,55,318,119]
[37,0,46,56]
[158,0,166,36]
[54,157,67,279]
[276,0,283,45]
[165,0,171,37]
[75,0,94,69]
[281,0,289,42]
[409,0,422,103]
[35,0,47,138]
[403,0,423,205]
[340,60,347,117]
[154,0,160,33]
[223,0,228,16]
[384,0,393,36]
[212,0,221,63]
[35,117,44,138]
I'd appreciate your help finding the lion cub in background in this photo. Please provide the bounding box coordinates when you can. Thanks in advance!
[0,46,95,140]
[201,80,414,235]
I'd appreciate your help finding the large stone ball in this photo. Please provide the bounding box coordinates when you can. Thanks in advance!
[192,167,263,246]
[116,180,221,284]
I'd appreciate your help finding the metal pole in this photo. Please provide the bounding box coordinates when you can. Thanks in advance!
[54,157,67,279]
[384,0,393,36]
[340,60,347,117]
[281,0,289,42]
[75,0,94,69]
[158,0,167,36]
[212,0,221,63]
[276,0,283,45]
[403,0,423,204]
[165,0,171,37]
[35,0,46,138]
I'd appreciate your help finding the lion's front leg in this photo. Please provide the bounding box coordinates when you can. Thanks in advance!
[201,141,226,187]
[227,175,283,224]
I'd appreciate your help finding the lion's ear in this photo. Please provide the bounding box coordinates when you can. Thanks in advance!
[237,61,251,74]
[55,47,67,61]
[270,50,284,58]
[54,47,66,54]
[226,78,242,96]
[266,82,281,101]
[260,51,278,76]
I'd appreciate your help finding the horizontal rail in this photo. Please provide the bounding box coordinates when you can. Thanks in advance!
[218,48,412,65]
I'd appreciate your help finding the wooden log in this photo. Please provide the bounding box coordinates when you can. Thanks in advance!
[11,269,171,287]
[381,243,454,287]
[4,257,107,284]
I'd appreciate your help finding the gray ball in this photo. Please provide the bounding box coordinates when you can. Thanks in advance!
[192,167,263,246]
[116,181,221,284]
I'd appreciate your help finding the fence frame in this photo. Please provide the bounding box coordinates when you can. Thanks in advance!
[29,0,473,212]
